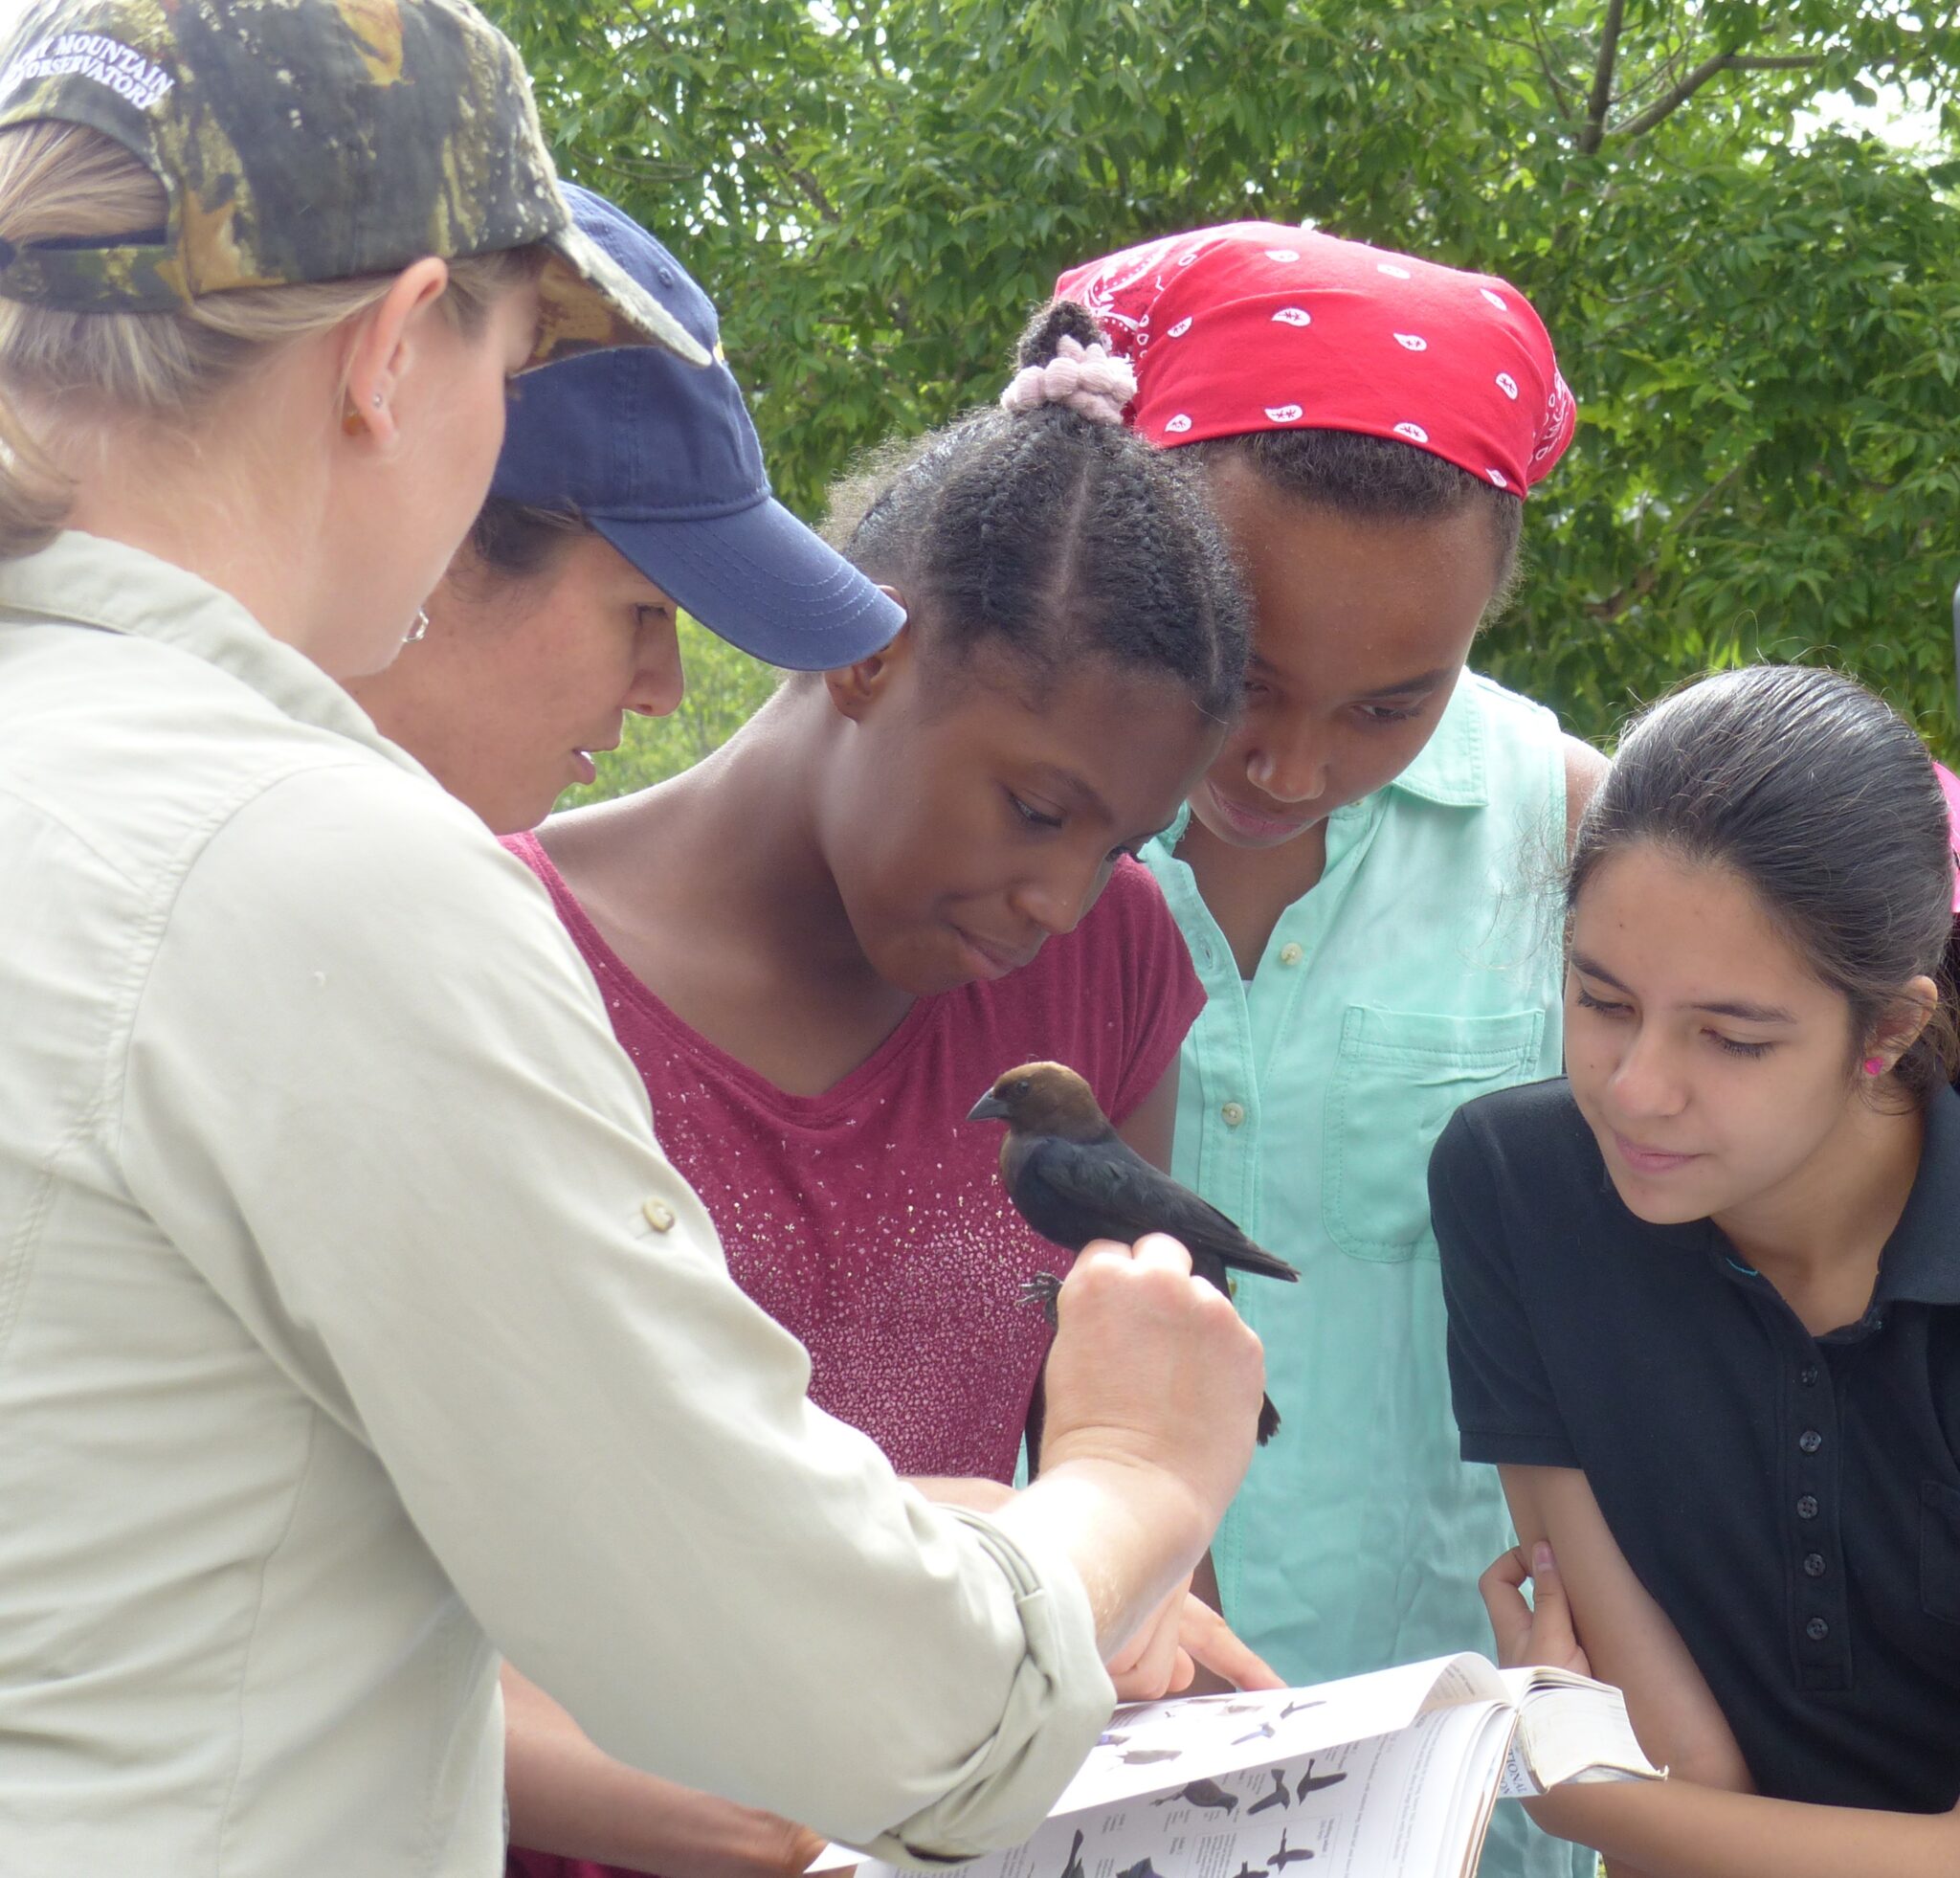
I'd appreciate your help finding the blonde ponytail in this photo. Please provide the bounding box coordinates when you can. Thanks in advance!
[0,123,540,560]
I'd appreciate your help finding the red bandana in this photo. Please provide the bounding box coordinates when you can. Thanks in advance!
[1055,222,1575,497]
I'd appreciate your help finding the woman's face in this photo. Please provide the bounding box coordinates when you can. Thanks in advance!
[350,532,683,834]
[818,638,1223,995]
[1187,454,1500,850]
[1565,842,1867,1226]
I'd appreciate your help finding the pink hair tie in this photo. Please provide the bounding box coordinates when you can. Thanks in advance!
[999,333,1137,425]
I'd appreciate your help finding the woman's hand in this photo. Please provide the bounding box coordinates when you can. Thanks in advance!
[1480,1541,1592,1678]
[1037,1234,1266,1544]
[1104,1577,1285,1699]
[994,1234,1265,1666]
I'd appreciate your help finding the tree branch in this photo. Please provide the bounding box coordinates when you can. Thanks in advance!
[1523,11,1576,122]
[1578,0,1627,154]
[613,0,844,231]
[761,131,842,226]
[1583,464,1748,620]
[1614,53,1821,140]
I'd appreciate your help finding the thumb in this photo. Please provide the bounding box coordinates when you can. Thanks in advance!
[1528,1540,1577,1646]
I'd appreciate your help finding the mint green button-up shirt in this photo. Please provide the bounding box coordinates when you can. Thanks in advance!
[1145,670,1585,1878]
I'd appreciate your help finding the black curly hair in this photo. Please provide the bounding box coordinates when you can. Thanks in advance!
[829,302,1250,722]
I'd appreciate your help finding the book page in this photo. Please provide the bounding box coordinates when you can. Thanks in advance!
[854,1702,1517,1878]
[1042,1654,1503,1819]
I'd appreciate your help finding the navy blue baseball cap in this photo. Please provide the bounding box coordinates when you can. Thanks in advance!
[489,185,903,668]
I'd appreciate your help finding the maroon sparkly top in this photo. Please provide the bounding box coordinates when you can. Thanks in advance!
[504,835,1204,1484]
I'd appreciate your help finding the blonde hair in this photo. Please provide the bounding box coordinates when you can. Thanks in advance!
[0,123,541,559]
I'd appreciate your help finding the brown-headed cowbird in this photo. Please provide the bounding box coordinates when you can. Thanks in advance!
[968,1060,1297,1442]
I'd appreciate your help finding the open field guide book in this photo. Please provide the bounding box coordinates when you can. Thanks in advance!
[841,1652,1663,1878]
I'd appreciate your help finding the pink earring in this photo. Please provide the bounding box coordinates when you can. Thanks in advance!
[1863,1057,1885,1076]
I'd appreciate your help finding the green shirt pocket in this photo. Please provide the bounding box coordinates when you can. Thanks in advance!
[1323,1005,1546,1263]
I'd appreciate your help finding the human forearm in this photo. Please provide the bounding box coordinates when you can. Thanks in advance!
[1495,1471,1755,1789]
[992,1451,1209,1661]
[911,1475,1017,1513]
[503,1667,823,1878]
[1527,1778,1960,1878]
[921,1482,1274,1699]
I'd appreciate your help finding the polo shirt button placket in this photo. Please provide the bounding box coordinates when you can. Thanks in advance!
[1788,1358,1849,1689]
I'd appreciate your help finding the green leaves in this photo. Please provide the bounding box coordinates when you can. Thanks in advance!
[491,0,1960,779]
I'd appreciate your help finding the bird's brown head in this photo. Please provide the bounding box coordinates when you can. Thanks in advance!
[966,1061,1111,1139]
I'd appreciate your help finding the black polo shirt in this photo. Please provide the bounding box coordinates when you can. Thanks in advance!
[1431,1077,1960,1812]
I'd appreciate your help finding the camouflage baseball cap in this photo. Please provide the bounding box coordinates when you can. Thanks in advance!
[0,0,707,370]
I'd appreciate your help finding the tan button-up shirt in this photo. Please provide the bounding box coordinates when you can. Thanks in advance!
[0,533,1111,1876]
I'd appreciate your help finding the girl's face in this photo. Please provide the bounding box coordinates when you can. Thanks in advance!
[1565,842,1867,1226]
[1188,455,1499,850]
[350,533,683,835]
[819,638,1223,995]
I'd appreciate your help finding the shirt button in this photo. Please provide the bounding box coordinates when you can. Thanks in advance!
[1798,1365,1820,1387]
[1805,1617,1831,1643]
[1802,1553,1827,1578]
[642,1197,677,1233]
[1798,1429,1823,1454]
[1796,1495,1819,1520]
[1220,1102,1246,1128]
[1278,942,1303,966]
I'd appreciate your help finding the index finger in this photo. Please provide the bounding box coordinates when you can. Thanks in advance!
[1177,1596,1285,1691]
[1130,1232,1194,1278]
[1480,1546,1531,1598]
[1073,1235,1194,1280]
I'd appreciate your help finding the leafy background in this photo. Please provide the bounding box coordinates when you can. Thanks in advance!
[480,0,1960,802]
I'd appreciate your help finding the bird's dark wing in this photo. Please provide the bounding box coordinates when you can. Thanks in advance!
[1013,1135,1299,1285]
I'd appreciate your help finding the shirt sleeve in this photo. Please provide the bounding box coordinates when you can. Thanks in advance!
[1429,1104,1580,1469]
[116,763,1114,1860]
[1098,858,1207,1127]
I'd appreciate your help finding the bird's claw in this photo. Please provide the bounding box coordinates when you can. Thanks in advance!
[1020,1270,1063,1330]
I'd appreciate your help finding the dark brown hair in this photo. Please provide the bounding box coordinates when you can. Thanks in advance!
[459,498,593,583]
[1570,664,1960,1099]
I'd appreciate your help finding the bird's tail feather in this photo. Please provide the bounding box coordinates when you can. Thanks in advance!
[1228,1242,1302,1285]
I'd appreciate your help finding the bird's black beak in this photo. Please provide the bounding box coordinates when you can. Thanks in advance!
[968,1092,1011,1124]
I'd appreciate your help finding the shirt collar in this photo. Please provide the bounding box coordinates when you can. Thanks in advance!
[1386,669,1489,808]
[1874,1082,1960,1308]
[0,530,421,775]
